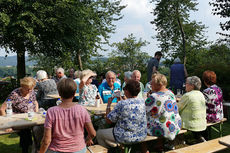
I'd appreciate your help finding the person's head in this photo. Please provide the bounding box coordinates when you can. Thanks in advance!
[74,70,81,79]
[80,69,97,85]
[106,71,116,87]
[186,76,201,92]
[202,70,217,86]
[57,78,77,99]
[69,68,75,77]
[124,71,132,83]
[154,51,163,61]
[20,77,36,95]
[174,57,181,64]
[151,73,167,92]
[36,70,48,81]
[131,70,141,82]
[56,67,65,78]
[123,79,140,97]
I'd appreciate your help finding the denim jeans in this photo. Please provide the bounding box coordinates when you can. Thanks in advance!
[46,147,86,153]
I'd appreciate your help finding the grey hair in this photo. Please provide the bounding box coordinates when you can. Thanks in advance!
[186,76,201,90]
[105,71,116,78]
[124,71,132,79]
[132,70,141,78]
[174,57,181,63]
[74,70,81,78]
[56,67,65,74]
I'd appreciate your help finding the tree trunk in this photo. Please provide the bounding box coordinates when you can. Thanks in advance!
[17,51,26,82]
[177,17,186,65]
[77,53,83,70]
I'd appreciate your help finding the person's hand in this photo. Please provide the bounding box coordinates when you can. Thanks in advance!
[86,139,94,146]
[5,128,13,133]
[107,97,113,106]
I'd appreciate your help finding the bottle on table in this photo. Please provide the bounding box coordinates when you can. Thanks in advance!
[6,99,13,116]
[95,91,100,107]
[28,101,34,120]
[56,98,62,106]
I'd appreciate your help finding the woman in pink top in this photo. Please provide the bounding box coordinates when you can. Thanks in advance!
[40,78,96,153]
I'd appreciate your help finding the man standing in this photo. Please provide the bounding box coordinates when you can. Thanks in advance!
[98,71,121,103]
[147,51,162,82]
[53,67,67,83]
[131,70,144,99]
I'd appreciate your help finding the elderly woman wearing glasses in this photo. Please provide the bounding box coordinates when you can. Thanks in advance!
[178,76,206,142]
[0,77,39,153]
[79,69,102,106]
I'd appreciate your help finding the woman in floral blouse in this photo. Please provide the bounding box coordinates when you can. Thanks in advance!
[79,69,102,106]
[0,77,39,153]
[96,79,147,148]
[203,70,223,123]
[146,73,181,140]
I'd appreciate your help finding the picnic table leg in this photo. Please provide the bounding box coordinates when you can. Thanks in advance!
[219,122,223,137]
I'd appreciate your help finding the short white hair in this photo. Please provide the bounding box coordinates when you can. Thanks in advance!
[56,67,64,74]
[106,71,116,78]
[186,76,201,90]
[124,71,132,79]
[74,71,81,78]
[132,70,141,78]
[36,70,48,80]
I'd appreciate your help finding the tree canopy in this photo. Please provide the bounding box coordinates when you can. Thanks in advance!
[150,0,208,62]
[210,0,230,42]
[0,0,125,80]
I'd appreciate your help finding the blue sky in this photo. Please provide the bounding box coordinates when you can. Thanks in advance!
[0,0,226,57]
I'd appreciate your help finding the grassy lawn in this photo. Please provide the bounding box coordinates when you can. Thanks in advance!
[1,121,230,153]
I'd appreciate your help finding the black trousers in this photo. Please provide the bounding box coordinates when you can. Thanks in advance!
[18,129,32,153]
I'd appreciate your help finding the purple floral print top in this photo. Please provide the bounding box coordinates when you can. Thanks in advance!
[203,84,223,123]
[6,88,37,113]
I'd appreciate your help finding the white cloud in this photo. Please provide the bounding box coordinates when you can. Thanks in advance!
[121,0,152,18]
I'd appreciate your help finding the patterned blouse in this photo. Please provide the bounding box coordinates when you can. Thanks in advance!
[145,90,181,140]
[203,84,223,123]
[107,98,147,144]
[6,88,37,113]
[79,84,98,106]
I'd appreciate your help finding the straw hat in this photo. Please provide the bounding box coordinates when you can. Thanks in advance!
[80,69,97,82]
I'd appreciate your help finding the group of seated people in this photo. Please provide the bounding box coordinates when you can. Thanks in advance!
[0,68,224,153]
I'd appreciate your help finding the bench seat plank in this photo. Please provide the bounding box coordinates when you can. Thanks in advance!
[166,136,229,153]
[86,145,108,153]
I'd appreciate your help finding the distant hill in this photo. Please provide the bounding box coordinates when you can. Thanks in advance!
[0,56,35,66]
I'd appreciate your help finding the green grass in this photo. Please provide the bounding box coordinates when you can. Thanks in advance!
[1,122,230,153]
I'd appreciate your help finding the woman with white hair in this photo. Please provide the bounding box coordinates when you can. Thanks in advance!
[178,76,207,142]
[79,69,102,106]
[36,70,58,109]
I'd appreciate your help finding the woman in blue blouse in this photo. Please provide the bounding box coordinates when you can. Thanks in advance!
[96,79,147,148]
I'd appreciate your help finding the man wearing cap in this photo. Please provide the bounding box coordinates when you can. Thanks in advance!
[131,70,145,99]
[98,71,121,103]
[53,67,67,83]
[147,51,162,82]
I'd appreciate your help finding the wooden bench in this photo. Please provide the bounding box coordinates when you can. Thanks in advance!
[207,118,227,138]
[166,135,229,153]
[122,129,188,153]
[86,145,108,153]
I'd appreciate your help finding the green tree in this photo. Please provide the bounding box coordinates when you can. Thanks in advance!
[150,0,208,63]
[107,34,150,83]
[210,0,230,42]
[0,0,125,81]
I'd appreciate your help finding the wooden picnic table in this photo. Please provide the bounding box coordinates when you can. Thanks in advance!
[0,113,45,130]
[84,103,116,115]
[219,135,230,148]
[47,93,79,99]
